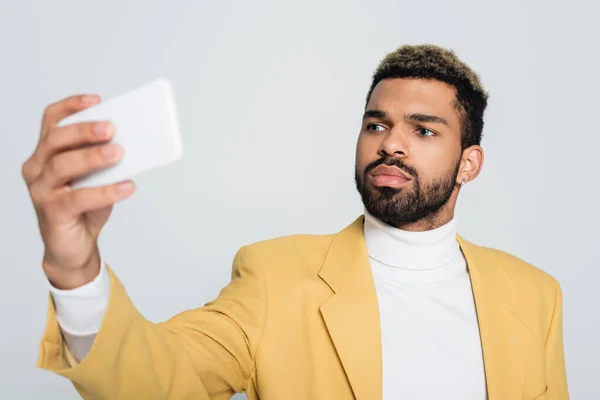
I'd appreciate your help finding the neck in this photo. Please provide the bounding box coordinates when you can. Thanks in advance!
[363,209,460,270]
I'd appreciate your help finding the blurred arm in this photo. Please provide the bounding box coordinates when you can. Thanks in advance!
[37,246,266,399]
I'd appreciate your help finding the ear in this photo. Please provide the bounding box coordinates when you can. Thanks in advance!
[457,145,484,186]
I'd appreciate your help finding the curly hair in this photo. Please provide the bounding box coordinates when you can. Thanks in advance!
[366,44,489,149]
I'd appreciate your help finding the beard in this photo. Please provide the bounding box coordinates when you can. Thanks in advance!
[354,156,460,227]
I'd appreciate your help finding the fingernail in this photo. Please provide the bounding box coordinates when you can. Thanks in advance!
[81,95,99,105]
[93,122,108,136]
[93,122,114,136]
[117,181,134,195]
[101,144,120,159]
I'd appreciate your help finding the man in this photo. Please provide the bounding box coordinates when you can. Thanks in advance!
[24,44,568,399]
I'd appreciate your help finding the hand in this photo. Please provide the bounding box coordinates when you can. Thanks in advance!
[22,94,135,289]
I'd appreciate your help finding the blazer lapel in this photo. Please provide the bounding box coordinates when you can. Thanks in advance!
[458,236,533,400]
[317,216,532,400]
[318,216,382,400]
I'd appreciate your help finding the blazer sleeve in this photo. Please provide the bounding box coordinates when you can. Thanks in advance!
[36,246,267,400]
[545,277,569,399]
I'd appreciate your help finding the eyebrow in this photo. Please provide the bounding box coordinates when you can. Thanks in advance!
[363,109,389,120]
[363,109,450,128]
[405,113,450,128]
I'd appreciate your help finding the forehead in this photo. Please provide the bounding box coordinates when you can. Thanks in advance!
[367,78,461,131]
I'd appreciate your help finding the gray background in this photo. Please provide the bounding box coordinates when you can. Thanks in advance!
[1,0,598,398]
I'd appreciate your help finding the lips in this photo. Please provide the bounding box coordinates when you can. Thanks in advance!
[368,165,412,188]
[370,165,412,180]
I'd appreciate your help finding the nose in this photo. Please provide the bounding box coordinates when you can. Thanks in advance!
[378,128,410,159]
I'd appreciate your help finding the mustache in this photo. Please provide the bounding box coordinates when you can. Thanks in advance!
[364,157,418,178]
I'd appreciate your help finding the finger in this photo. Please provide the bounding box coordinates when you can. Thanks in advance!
[43,143,123,188]
[27,178,49,212]
[50,181,135,220]
[41,94,101,137]
[39,121,115,162]
[22,156,41,185]
[26,120,113,186]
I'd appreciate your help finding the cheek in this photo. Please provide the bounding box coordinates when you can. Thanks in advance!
[356,134,379,167]
[411,141,458,177]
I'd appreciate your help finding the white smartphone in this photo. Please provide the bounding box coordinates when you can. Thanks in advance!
[58,78,183,190]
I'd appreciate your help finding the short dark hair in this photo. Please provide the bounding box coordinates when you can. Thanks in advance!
[366,44,489,149]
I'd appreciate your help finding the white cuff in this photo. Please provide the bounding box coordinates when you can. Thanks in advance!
[47,257,110,336]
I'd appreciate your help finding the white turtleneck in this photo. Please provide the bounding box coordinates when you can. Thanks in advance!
[364,210,487,399]
[48,213,488,399]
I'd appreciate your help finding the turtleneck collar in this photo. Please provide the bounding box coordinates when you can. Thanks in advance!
[363,209,460,271]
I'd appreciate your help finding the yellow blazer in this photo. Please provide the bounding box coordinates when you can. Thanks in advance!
[37,216,569,399]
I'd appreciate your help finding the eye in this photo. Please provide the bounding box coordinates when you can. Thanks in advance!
[416,127,436,137]
[366,123,386,132]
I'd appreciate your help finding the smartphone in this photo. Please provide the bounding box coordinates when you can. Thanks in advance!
[58,78,183,190]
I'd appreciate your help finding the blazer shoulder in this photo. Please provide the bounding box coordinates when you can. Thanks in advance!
[491,247,558,282]
[242,231,335,255]
[234,231,336,275]
[469,241,562,300]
